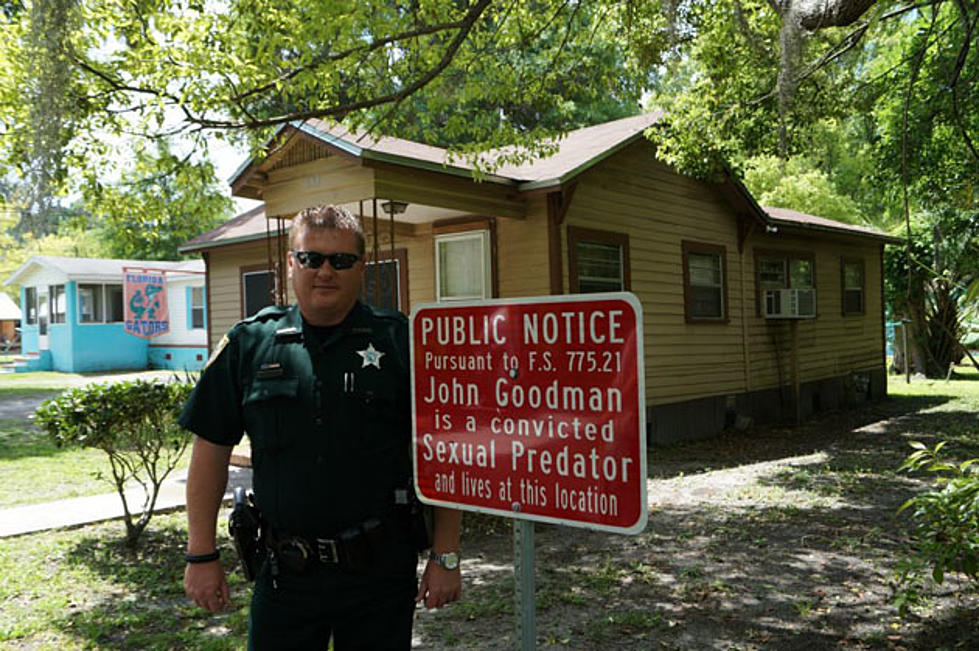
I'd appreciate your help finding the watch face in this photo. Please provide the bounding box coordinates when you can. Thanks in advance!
[438,552,459,570]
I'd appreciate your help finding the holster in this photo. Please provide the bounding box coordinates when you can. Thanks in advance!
[394,486,433,552]
[228,486,265,581]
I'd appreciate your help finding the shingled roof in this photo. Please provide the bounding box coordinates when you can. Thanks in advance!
[765,206,902,243]
[180,204,269,253]
[231,112,666,193]
[4,256,205,286]
[209,114,898,252]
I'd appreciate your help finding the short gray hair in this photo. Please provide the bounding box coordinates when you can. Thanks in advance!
[290,204,365,257]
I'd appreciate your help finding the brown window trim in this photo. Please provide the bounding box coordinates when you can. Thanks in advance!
[433,216,498,299]
[239,263,276,319]
[682,240,728,324]
[753,248,817,317]
[841,257,866,316]
[567,226,631,293]
[363,247,410,314]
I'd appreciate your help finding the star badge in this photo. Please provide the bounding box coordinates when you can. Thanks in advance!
[356,343,385,369]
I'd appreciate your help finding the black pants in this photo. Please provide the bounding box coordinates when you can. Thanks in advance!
[248,541,418,650]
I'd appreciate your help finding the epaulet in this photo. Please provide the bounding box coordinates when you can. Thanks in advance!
[366,304,407,324]
[237,304,290,326]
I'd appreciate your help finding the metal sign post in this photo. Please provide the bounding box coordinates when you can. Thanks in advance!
[514,519,535,650]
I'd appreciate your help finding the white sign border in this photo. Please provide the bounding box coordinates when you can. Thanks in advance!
[410,292,647,535]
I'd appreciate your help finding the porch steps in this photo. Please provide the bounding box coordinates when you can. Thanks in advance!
[0,350,52,373]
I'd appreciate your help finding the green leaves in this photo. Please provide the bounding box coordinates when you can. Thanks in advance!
[33,378,195,548]
[896,440,979,594]
[34,379,193,451]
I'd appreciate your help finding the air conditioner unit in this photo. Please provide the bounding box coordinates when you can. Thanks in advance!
[764,288,816,319]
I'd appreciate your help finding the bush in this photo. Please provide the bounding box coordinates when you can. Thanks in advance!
[34,378,194,549]
[895,441,979,611]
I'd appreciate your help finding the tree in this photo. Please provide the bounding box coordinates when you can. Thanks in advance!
[34,379,195,549]
[743,155,862,223]
[81,141,231,260]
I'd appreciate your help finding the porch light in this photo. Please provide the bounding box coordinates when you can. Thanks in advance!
[381,200,409,216]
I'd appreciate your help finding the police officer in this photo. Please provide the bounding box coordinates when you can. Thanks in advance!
[182,204,462,649]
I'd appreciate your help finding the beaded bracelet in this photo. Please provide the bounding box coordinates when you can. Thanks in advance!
[185,550,220,564]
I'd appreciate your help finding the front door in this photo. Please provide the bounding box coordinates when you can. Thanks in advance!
[37,287,49,350]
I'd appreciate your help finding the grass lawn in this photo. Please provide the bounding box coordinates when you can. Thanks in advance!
[0,370,194,508]
[0,512,250,649]
[1,367,978,648]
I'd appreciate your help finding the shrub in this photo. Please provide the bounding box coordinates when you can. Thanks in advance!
[34,378,194,549]
[895,441,979,611]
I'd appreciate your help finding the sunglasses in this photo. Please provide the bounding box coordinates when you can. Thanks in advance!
[292,250,362,270]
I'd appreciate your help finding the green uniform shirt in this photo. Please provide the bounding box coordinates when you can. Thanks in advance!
[179,301,412,538]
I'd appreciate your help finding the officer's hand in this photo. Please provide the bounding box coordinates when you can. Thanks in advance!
[416,560,462,609]
[184,561,230,613]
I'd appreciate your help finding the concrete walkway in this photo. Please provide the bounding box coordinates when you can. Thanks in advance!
[0,465,252,538]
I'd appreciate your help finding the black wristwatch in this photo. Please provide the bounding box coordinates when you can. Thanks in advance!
[429,550,460,570]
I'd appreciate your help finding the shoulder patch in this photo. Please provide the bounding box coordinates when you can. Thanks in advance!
[204,334,230,370]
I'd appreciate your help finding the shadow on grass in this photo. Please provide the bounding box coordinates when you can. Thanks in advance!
[647,394,963,480]
[58,525,249,649]
[0,421,63,461]
[414,390,979,649]
[438,498,979,650]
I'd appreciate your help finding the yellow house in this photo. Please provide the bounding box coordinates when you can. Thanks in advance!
[179,113,899,444]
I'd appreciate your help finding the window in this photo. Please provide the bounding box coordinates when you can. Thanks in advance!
[190,286,206,329]
[106,285,124,322]
[50,285,66,324]
[435,230,492,301]
[842,258,865,315]
[568,226,630,293]
[78,284,124,323]
[757,252,814,289]
[78,284,104,322]
[363,249,408,312]
[25,287,37,325]
[242,268,274,318]
[755,250,816,316]
[682,241,727,322]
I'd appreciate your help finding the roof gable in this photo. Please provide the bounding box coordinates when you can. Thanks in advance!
[4,256,205,287]
[0,292,21,320]
[230,112,667,196]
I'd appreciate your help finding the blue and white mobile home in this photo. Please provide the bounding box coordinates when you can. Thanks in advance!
[3,256,207,373]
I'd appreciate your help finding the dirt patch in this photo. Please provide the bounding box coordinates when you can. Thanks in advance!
[411,395,979,650]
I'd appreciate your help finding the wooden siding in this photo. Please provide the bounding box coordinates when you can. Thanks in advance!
[263,157,375,217]
[207,136,886,414]
[206,239,283,350]
[562,140,885,407]
[744,233,883,390]
[564,142,745,405]
[497,195,552,299]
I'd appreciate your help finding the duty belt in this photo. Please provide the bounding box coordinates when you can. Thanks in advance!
[269,516,386,573]
[274,534,342,565]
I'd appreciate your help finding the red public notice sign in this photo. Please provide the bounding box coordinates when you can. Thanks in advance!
[411,293,647,534]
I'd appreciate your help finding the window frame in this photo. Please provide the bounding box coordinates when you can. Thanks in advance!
[363,247,409,313]
[77,283,104,323]
[76,284,125,324]
[754,249,817,317]
[189,286,206,329]
[841,257,865,316]
[240,265,276,319]
[24,287,37,325]
[682,240,728,323]
[567,226,631,294]
[433,221,495,302]
[49,284,66,324]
